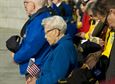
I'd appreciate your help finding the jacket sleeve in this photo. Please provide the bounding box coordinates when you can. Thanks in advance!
[37,46,73,84]
[14,18,47,64]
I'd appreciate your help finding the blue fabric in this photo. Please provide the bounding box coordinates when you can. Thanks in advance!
[52,2,77,37]
[60,3,77,37]
[58,2,73,22]
[59,2,77,37]
[14,7,51,75]
[51,3,61,15]
[66,22,78,38]
[36,35,78,84]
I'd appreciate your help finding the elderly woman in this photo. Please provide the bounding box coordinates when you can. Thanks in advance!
[36,16,78,84]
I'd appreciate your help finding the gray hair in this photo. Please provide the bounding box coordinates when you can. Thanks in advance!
[42,16,67,34]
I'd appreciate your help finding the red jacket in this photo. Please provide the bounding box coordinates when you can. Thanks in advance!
[79,12,90,33]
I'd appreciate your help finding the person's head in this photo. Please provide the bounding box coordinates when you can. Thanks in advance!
[42,16,67,45]
[81,0,89,6]
[80,0,95,13]
[106,0,115,28]
[24,0,47,15]
[92,2,108,22]
[87,2,95,17]
[80,3,86,13]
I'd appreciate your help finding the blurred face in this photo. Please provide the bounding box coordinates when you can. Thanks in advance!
[44,24,60,45]
[24,0,35,15]
[107,9,115,28]
[47,0,53,6]
[53,0,60,4]
[88,9,93,17]
[80,4,86,13]
[96,12,105,22]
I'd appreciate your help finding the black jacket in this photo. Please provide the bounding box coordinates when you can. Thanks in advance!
[106,32,115,80]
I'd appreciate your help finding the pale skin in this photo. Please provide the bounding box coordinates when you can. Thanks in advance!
[44,23,64,45]
[26,77,36,84]
[107,9,115,29]
[24,0,44,16]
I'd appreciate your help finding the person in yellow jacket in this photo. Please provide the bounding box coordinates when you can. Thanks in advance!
[105,0,115,80]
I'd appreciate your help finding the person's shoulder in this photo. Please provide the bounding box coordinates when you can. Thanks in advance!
[60,35,72,42]
[33,13,50,24]
[36,12,50,19]
[61,1,70,7]
[61,1,67,5]
[57,35,73,48]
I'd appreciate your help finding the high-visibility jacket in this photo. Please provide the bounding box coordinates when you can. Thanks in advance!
[102,29,115,58]
[85,20,99,40]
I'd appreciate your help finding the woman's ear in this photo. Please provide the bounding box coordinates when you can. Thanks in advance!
[56,29,60,36]
[109,9,113,14]
[109,9,115,15]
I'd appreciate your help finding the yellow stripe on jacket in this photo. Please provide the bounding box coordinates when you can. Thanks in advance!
[85,20,99,40]
[102,31,114,58]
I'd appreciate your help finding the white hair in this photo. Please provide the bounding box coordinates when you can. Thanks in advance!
[42,15,67,34]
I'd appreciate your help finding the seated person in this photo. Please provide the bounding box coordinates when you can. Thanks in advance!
[36,15,78,84]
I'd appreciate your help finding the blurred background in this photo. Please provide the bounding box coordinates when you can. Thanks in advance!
[0,0,27,84]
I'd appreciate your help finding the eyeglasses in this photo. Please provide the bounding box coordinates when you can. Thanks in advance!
[45,28,60,35]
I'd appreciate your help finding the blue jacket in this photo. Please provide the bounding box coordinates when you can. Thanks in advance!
[36,35,78,84]
[51,2,77,37]
[50,3,61,15]
[13,7,51,75]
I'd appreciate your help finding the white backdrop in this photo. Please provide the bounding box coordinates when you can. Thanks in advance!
[0,0,27,29]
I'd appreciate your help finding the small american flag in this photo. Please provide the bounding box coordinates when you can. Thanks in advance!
[27,58,40,77]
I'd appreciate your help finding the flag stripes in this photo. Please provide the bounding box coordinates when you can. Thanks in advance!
[27,58,40,77]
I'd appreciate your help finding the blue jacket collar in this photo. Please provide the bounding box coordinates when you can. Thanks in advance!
[51,35,72,48]
[20,6,49,37]
[29,6,49,20]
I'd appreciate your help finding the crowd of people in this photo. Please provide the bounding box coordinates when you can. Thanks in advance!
[7,0,115,84]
